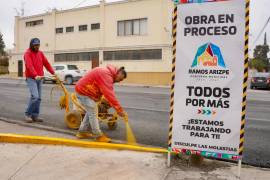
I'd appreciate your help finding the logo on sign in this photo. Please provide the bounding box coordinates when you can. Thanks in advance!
[188,43,229,81]
[191,43,226,68]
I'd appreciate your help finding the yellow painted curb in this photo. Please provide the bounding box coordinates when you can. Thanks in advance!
[0,133,167,153]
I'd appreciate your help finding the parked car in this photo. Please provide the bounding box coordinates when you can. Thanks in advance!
[44,64,84,85]
[250,72,270,90]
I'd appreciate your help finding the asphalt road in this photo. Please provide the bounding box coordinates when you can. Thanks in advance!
[0,78,270,167]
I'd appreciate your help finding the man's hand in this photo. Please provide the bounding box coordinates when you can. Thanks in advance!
[118,111,128,122]
[52,74,59,80]
[51,74,61,82]
[35,76,43,80]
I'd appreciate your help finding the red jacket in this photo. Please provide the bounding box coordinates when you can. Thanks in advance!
[24,48,55,78]
[75,65,123,113]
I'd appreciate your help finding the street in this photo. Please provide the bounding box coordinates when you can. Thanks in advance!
[0,78,270,167]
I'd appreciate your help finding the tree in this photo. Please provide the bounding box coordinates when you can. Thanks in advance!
[0,32,6,56]
[252,42,269,71]
[250,58,268,72]
[253,45,269,60]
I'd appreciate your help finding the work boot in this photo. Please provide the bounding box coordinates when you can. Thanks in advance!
[24,116,34,123]
[32,117,44,122]
[76,132,94,139]
[96,134,111,143]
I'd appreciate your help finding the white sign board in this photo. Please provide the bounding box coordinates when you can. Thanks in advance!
[171,0,246,156]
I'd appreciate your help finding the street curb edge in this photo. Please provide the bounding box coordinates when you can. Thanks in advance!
[0,133,167,154]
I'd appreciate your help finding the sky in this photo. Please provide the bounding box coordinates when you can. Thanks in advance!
[0,0,120,49]
[0,0,269,56]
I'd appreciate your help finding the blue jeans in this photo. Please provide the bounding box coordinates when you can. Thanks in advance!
[25,78,42,118]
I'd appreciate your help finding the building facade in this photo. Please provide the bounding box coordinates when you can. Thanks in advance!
[10,0,174,85]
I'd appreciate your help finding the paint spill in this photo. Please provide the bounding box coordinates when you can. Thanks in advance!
[125,122,137,145]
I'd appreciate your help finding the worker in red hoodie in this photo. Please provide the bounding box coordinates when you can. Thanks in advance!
[24,38,55,123]
[75,65,128,142]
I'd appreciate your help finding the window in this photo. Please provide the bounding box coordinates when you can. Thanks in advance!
[118,21,125,36]
[67,65,79,70]
[79,25,88,31]
[55,52,99,62]
[140,19,147,35]
[55,28,63,34]
[91,23,100,30]
[124,21,132,36]
[54,66,65,71]
[104,49,162,61]
[117,18,147,36]
[66,26,74,33]
[26,19,43,27]
[133,20,140,35]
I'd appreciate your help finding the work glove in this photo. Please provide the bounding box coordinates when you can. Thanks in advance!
[52,74,58,79]
[52,74,61,83]
[118,111,128,122]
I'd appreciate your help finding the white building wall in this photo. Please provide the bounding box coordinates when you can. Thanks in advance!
[55,6,101,51]
[10,0,173,84]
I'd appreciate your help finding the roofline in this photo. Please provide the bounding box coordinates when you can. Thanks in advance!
[18,0,145,20]
[105,0,145,6]
[19,12,52,20]
[55,4,99,15]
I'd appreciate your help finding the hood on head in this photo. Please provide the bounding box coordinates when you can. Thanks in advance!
[106,65,119,80]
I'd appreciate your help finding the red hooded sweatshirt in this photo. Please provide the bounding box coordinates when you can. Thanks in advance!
[75,65,123,113]
[24,48,55,78]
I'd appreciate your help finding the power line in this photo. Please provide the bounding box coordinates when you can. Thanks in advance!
[252,17,270,47]
[73,0,89,8]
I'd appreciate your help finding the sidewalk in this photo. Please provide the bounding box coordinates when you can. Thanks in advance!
[0,74,24,80]
[0,121,270,180]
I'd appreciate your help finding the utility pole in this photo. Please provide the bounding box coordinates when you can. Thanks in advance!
[253,17,270,47]
[264,32,267,46]
[21,1,25,16]
[14,1,25,16]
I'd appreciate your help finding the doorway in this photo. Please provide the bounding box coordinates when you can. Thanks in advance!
[92,58,99,69]
[18,60,23,77]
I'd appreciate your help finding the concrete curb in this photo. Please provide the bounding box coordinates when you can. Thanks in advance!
[0,133,167,153]
[0,117,130,145]
[0,77,170,88]
[0,76,24,80]
[0,117,75,136]
[117,83,170,88]
[0,117,167,153]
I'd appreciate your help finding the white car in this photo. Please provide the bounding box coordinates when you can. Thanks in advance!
[44,64,85,85]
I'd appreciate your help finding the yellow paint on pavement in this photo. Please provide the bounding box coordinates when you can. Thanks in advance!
[0,133,167,153]
[126,122,137,145]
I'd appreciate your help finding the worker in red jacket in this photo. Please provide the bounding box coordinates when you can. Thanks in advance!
[75,65,128,142]
[24,38,55,123]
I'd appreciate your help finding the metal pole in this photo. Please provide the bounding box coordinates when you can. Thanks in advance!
[167,151,171,167]
[237,159,242,179]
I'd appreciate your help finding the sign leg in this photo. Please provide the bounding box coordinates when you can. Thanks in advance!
[167,151,171,167]
[237,159,242,179]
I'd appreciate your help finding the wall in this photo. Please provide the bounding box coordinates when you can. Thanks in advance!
[9,0,174,85]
